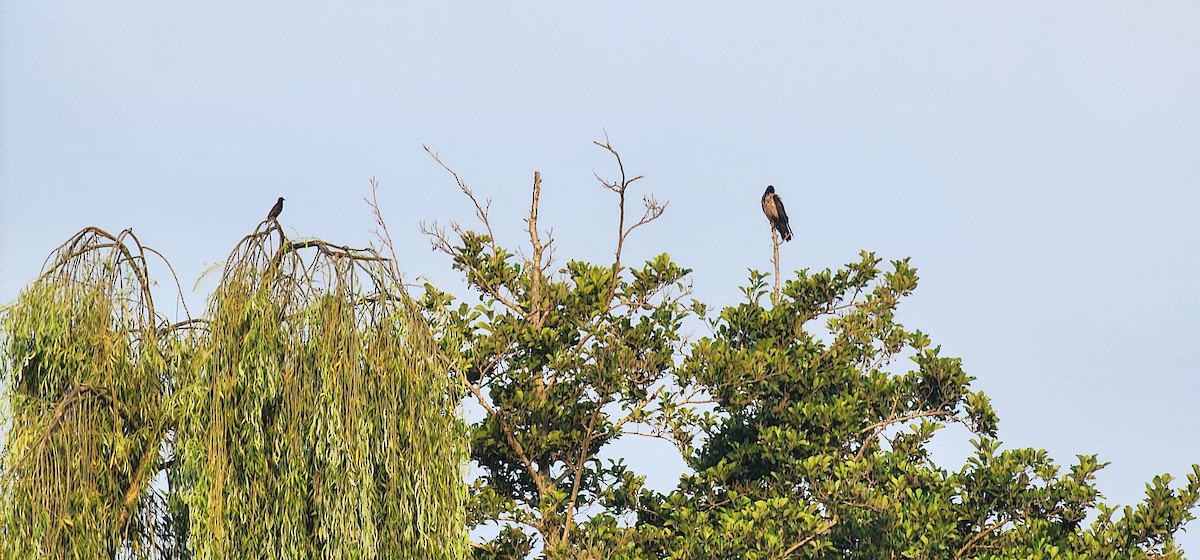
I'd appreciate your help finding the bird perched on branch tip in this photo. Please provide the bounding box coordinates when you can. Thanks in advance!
[761,186,793,241]
[267,197,285,222]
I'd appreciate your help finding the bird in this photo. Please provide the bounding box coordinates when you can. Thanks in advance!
[761,185,793,241]
[266,197,285,222]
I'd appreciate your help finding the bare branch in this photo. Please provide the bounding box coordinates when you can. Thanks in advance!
[422,146,531,317]
[425,145,499,253]
[365,176,410,292]
[954,517,1011,560]
[624,195,668,240]
[592,136,656,305]
[527,171,547,326]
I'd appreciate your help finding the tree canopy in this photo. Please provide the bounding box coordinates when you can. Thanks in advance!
[422,143,1200,559]
[0,144,1197,559]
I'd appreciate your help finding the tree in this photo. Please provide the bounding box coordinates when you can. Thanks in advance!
[640,258,1199,559]
[419,143,1200,559]
[0,228,183,558]
[420,141,703,558]
[0,219,470,558]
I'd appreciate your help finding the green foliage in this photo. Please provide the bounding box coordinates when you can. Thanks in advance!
[428,242,693,557]
[173,234,470,559]
[2,148,1198,559]
[422,155,696,558]
[0,229,175,558]
[0,228,470,559]
[421,145,1199,559]
[632,256,1200,559]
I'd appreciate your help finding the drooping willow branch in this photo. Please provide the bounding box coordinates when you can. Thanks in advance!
[12,384,133,473]
[217,225,404,318]
[1,226,188,559]
[176,213,468,559]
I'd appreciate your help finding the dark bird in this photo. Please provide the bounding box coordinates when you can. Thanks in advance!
[761,185,793,241]
[266,197,285,221]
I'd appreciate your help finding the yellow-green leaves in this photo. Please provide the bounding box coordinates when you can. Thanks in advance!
[174,231,468,560]
[0,228,170,559]
[0,227,470,560]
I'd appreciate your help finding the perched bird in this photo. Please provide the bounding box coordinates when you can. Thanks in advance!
[266,197,285,222]
[761,185,793,241]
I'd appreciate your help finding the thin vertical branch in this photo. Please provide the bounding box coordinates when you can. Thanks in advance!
[772,230,781,306]
[593,137,637,277]
[593,135,656,304]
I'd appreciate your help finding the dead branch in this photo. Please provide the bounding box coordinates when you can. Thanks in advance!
[527,171,548,326]
[593,135,646,281]
[424,145,500,253]
[365,176,411,297]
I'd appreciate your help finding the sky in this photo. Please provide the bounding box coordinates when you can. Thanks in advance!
[3,1,1199,552]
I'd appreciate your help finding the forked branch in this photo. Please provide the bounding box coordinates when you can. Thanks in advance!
[424,145,500,254]
[593,135,666,301]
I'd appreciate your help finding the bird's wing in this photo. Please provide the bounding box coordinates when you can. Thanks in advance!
[773,193,793,240]
[773,194,790,228]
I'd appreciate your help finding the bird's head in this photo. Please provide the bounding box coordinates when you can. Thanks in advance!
[279,197,285,202]
[765,185,775,194]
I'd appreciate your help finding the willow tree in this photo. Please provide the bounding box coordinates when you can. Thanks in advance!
[0,228,185,558]
[0,215,469,558]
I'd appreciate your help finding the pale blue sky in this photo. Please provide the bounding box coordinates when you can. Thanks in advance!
[3,2,1199,551]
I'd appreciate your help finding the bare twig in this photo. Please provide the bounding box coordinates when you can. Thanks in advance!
[425,145,500,253]
[421,147,529,317]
